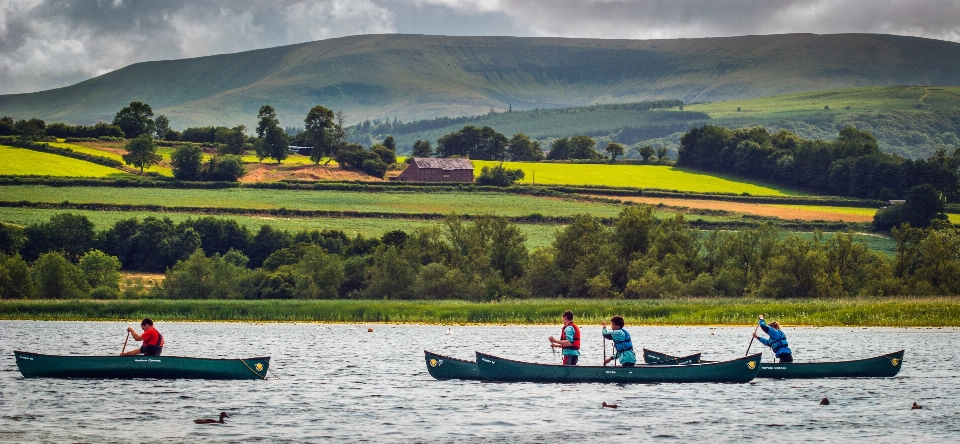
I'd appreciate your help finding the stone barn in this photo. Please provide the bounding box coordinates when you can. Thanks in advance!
[396,158,474,183]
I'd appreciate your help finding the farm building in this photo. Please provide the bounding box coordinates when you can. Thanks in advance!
[396,158,474,182]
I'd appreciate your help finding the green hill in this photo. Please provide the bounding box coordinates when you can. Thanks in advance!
[2,33,960,129]
[360,86,960,159]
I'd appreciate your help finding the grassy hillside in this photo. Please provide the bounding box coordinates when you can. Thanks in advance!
[368,86,960,158]
[3,34,960,128]
[0,145,129,177]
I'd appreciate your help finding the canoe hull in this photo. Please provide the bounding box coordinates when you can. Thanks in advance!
[14,351,270,380]
[643,349,905,378]
[643,349,702,365]
[475,352,761,383]
[424,350,482,380]
[756,350,904,378]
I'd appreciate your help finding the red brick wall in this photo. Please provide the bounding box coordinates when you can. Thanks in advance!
[397,165,473,182]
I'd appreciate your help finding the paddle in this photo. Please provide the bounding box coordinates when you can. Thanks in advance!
[745,316,761,356]
[120,322,131,354]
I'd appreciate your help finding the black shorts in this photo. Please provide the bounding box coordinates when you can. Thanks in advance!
[621,362,635,367]
[777,353,793,363]
[140,345,163,356]
[562,355,579,366]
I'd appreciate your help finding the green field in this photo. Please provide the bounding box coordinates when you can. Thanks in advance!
[0,145,129,177]
[773,204,878,216]
[0,185,632,218]
[2,298,957,326]
[688,86,960,119]
[0,207,563,249]
[471,161,803,195]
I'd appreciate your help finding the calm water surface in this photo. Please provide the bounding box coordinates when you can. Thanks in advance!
[1,321,958,442]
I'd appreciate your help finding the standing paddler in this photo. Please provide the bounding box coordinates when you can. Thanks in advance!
[549,310,580,366]
[601,316,636,367]
[752,314,793,363]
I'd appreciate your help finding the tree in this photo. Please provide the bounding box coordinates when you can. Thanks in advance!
[507,133,544,161]
[362,157,388,178]
[412,139,433,157]
[569,135,600,159]
[475,165,525,186]
[255,111,289,164]
[122,134,163,173]
[79,249,122,290]
[304,105,335,164]
[113,101,154,138]
[547,137,571,160]
[903,184,948,228]
[605,142,625,161]
[0,253,34,299]
[31,251,89,299]
[383,136,396,152]
[171,144,203,180]
[656,146,670,163]
[204,155,246,181]
[154,115,170,140]
[371,143,396,165]
[638,145,655,162]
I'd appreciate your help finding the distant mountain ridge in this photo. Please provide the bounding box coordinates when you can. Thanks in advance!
[2,33,960,129]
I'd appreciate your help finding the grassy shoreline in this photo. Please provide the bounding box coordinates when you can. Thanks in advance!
[1,298,958,326]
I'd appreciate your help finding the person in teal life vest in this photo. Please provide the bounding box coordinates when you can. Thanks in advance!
[549,310,580,365]
[753,314,792,362]
[601,315,636,367]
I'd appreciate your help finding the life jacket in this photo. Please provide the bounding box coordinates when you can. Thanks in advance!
[767,332,789,355]
[561,323,580,350]
[613,329,634,353]
[142,331,164,356]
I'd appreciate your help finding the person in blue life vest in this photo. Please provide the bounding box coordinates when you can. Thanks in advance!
[601,315,637,367]
[549,310,580,365]
[753,314,793,363]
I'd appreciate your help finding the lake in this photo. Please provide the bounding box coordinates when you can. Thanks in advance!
[1,321,957,442]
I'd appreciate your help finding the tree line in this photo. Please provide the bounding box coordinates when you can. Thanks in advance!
[678,125,960,202]
[3,210,960,300]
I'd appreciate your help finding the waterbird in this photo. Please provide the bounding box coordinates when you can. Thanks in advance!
[446,327,452,335]
[602,402,618,409]
[368,328,374,333]
[194,412,229,424]
[912,402,922,410]
[820,398,830,405]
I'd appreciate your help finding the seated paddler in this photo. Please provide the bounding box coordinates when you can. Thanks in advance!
[549,310,580,366]
[601,316,636,367]
[121,318,164,356]
[753,314,792,363]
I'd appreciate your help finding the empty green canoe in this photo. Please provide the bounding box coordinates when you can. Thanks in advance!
[475,351,762,383]
[643,349,905,378]
[424,350,482,380]
[642,348,702,365]
[14,351,270,380]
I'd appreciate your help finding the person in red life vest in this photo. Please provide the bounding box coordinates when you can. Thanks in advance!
[121,318,164,356]
[549,310,580,365]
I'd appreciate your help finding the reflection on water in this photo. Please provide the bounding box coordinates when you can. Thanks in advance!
[1,321,958,442]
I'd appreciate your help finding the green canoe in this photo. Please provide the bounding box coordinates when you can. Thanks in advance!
[424,350,483,380]
[14,351,271,380]
[475,351,762,383]
[642,348,702,365]
[643,349,905,378]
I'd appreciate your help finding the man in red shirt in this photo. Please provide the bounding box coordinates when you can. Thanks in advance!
[121,318,164,356]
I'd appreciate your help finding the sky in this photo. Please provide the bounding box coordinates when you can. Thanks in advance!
[1,0,959,95]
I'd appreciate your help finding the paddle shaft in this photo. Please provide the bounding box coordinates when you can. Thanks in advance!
[745,321,761,356]
[603,335,607,366]
[121,331,130,354]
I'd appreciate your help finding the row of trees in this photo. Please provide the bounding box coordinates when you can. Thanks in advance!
[678,125,960,201]
[3,209,960,300]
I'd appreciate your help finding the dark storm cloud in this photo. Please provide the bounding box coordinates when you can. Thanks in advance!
[1,0,958,94]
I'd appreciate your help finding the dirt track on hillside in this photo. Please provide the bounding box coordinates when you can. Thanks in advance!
[590,195,875,222]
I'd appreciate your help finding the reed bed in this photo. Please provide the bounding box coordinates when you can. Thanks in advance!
[1,298,958,326]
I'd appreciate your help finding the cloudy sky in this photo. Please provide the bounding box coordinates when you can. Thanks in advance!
[2,0,959,95]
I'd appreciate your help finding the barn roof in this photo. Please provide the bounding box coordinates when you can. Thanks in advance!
[412,158,474,170]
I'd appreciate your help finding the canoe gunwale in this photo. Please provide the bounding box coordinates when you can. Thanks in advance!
[475,351,762,383]
[643,349,905,378]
